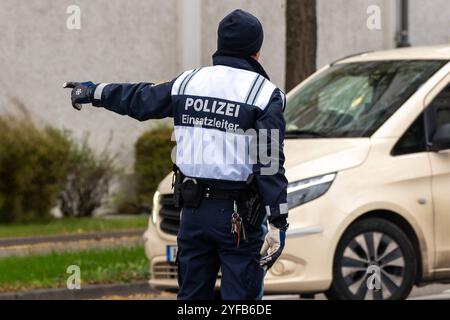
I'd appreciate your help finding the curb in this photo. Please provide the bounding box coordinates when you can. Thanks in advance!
[0,281,157,300]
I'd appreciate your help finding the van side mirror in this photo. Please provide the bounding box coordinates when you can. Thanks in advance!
[431,123,450,152]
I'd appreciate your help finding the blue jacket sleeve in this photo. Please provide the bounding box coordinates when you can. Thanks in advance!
[253,89,289,228]
[91,81,174,121]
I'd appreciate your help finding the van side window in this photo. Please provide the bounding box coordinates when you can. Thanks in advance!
[431,84,450,130]
[392,114,426,156]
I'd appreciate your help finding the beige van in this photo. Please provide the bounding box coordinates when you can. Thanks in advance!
[144,45,450,300]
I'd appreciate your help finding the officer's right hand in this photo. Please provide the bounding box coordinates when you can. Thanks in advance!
[260,224,287,270]
[63,81,95,111]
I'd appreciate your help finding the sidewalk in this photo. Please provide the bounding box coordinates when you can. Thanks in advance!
[0,229,145,257]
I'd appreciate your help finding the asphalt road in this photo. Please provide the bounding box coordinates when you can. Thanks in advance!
[263,283,450,300]
[97,283,450,300]
[2,282,449,300]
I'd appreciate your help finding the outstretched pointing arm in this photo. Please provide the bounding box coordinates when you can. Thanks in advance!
[63,81,174,120]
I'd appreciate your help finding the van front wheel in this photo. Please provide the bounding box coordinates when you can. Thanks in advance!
[325,218,416,300]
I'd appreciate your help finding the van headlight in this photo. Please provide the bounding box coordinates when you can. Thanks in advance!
[151,191,160,225]
[287,173,336,209]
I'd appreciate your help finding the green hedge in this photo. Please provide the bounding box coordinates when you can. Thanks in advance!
[0,117,173,221]
[0,118,71,223]
[134,126,175,208]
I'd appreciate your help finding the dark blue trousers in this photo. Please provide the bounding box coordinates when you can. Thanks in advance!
[177,199,267,300]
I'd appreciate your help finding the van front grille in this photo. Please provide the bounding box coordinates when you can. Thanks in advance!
[159,194,181,236]
[153,261,178,279]
[152,261,222,280]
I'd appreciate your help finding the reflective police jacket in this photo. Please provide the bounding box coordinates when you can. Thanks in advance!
[91,55,288,225]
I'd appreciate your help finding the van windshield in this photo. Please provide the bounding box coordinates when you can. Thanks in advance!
[285,60,446,138]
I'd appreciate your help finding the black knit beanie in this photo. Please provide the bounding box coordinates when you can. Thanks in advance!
[217,9,264,57]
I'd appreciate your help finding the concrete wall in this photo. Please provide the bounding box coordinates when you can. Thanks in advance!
[316,0,450,68]
[316,0,396,68]
[0,0,286,169]
[0,0,179,169]
[0,0,449,169]
[410,0,450,46]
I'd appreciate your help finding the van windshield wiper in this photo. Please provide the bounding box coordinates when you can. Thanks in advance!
[285,130,329,138]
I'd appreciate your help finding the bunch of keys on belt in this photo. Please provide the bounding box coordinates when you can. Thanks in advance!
[231,200,247,247]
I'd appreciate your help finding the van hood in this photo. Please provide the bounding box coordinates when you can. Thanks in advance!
[157,138,372,194]
[284,138,371,182]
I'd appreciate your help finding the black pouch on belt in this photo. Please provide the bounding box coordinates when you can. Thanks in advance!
[172,165,184,209]
[180,178,203,208]
[245,175,266,228]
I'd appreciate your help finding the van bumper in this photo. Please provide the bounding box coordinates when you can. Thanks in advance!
[146,221,333,294]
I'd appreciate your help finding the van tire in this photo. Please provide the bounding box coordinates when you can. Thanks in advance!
[325,218,416,300]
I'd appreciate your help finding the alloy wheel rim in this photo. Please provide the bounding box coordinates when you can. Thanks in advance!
[340,231,406,300]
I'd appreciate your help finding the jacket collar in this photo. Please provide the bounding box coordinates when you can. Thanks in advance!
[212,52,270,80]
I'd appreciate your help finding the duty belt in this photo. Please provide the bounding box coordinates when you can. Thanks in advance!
[203,186,248,201]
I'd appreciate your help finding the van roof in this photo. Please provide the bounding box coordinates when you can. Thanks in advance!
[337,44,450,64]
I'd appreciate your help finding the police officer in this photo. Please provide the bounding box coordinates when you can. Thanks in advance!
[64,9,289,300]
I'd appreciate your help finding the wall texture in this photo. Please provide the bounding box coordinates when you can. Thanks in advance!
[316,0,396,68]
[316,0,450,68]
[1,0,449,169]
[409,0,450,46]
[0,0,286,169]
[0,0,179,168]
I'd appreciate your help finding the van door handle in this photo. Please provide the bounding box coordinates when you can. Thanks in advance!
[418,198,427,205]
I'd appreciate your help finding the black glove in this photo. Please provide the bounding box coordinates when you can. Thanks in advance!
[63,81,95,110]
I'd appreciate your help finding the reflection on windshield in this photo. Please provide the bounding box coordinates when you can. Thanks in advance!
[285,60,446,138]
